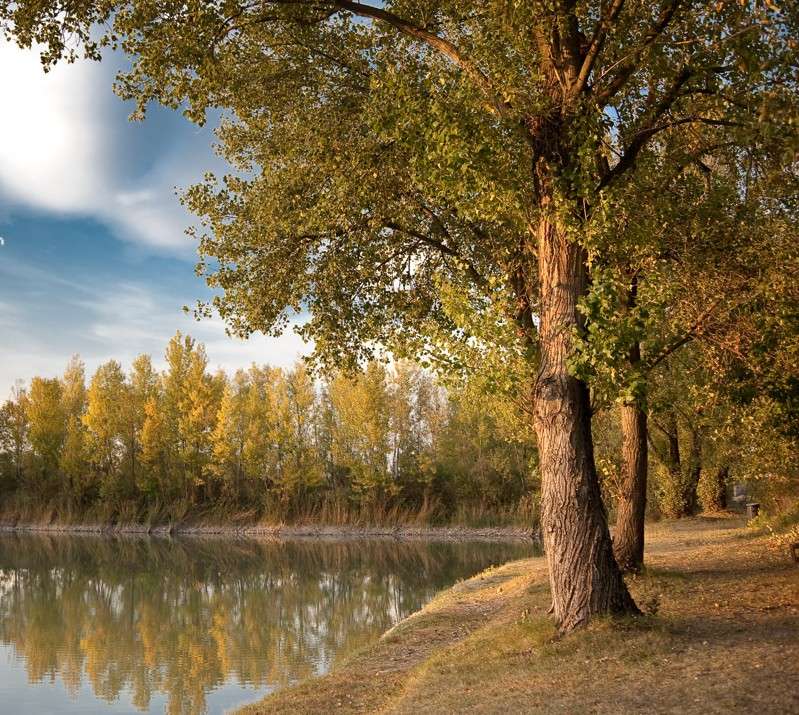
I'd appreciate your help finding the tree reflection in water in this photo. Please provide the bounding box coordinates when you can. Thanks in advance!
[0,535,534,714]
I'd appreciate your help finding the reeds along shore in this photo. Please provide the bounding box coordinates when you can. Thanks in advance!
[0,496,540,541]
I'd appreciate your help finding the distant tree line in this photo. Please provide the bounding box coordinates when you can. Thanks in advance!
[0,333,535,525]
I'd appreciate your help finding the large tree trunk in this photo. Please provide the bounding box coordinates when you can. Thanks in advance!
[613,400,648,572]
[533,212,638,632]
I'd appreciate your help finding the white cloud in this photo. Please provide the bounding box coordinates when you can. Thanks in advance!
[0,42,113,213]
[115,189,156,207]
[0,275,309,399]
[84,285,309,379]
[0,41,219,253]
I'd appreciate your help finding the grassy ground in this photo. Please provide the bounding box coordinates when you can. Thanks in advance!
[240,516,799,714]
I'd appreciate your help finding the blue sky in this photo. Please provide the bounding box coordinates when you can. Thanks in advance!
[0,40,307,398]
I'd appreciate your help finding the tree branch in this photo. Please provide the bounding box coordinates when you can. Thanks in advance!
[572,0,626,97]
[644,294,727,372]
[382,220,487,289]
[598,64,696,189]
[330,1,512,122]
[646,333,694,372]
[594,0,683,108]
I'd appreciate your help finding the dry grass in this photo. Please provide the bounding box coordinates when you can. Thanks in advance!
[239,515,799,714]
[0,495,534,531]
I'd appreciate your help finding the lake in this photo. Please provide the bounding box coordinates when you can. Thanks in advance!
[0,533,536,714]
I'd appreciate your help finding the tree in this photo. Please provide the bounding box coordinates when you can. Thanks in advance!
[388,362,437,504]
[162,333,193,479]
[126,353,159,490]
[699,466,728,513]
[210,370,249,502]
[7,0,797,629]
[83,361,129,500]
[60,415,89,502]
[242,365,280,500]
[647,346,735,518]
[59,356,89,499]
[177,342,217,503]
[61,355,87,418]
[0,384,29,485]
[139,387,169,500]
[327,363,393,506]
[26,377,65,486]
[578,129,799,569]
[277,363,324,503]
[436,377,536,519]
[155,331,207,502]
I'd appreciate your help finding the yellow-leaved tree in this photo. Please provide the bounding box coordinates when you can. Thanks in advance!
[327,362,392,506]
[59,356,88,499]
[26,377,66,491]
[271,363,324,508]
[210,370,249,503]
[83,361,128,502]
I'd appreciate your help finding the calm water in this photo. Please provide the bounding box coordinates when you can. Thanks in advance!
[0,533,536,714]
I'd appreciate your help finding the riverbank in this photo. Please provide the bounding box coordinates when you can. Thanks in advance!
[0,521,537,542]
[240,516,799,714]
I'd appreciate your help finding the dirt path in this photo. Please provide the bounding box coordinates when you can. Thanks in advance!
[240,516,799,714]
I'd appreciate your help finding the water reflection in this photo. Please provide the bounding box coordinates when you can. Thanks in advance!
[0,534,534,714]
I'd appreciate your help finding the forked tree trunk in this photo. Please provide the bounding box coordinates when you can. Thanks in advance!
[533,213,638,632]
[613,400,648,572]
[660,415,687,518]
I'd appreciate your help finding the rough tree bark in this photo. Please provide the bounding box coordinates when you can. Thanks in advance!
[533,208,638,631]
[613,398,648,572]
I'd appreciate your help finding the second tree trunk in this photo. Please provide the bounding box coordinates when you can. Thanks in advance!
[613,402,648,572]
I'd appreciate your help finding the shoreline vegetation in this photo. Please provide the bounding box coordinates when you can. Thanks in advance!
[0,520,537,541]
[1,344,537,539]
[238,516,799,714]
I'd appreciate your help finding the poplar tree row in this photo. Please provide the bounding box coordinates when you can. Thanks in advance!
[0,333,534,523]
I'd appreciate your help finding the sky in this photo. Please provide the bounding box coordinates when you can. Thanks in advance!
[0,40,308,399]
